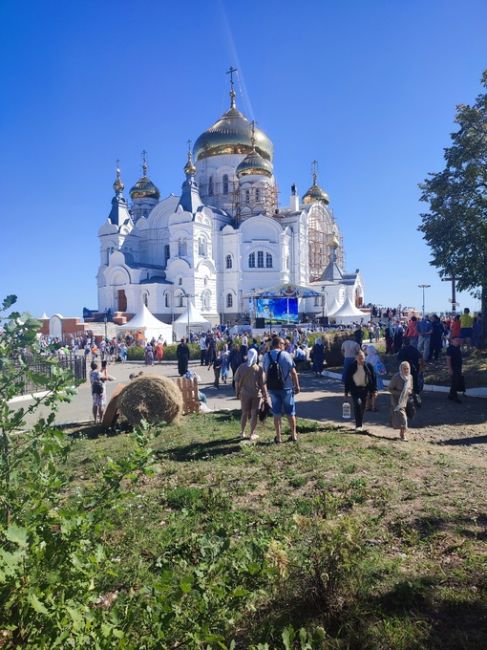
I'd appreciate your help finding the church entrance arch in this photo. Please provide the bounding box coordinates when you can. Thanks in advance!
[118,290,127,312]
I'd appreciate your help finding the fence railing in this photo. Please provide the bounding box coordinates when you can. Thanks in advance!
[15,354,86,395]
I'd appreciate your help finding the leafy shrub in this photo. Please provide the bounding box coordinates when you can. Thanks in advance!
[127,345,145,360]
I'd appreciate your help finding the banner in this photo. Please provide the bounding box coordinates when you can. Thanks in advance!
[255,297,298,324]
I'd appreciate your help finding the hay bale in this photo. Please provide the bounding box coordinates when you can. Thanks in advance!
[102,383,126,429]
[117,375,183,426]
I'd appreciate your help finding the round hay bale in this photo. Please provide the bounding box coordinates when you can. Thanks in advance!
[117,376,183,426]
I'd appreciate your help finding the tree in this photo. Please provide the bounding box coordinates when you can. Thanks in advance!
[419,70,487,345]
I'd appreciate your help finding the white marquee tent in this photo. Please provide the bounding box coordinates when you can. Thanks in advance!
[328,296,365,324]
[173,302,210,339]
[118,305,173,342]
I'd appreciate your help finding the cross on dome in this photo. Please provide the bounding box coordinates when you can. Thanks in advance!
[226,65,238,108]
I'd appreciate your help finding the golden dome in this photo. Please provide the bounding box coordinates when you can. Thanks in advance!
[302,162,329,205]
[236,148,273,178]
[130,176,160,200]
[193,106,273,162]
[302,183,330,205]
[130,152,160,200]
[184,149,197,176]
[113,166,124,194]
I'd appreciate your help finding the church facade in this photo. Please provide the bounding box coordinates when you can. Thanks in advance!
[97,76,364,325]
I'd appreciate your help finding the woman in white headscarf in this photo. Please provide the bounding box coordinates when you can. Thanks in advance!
[388,361,414,441]
[234,348,268,441]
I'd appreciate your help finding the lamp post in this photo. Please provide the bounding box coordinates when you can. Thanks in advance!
[104,309,108,342]
[182,291,191,341]
[418,284,431,317]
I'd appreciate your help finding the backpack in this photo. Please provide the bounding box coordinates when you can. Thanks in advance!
[266,351,284,390]
[92,378,104,395]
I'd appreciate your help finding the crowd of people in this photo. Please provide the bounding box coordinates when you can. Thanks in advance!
[41,309,476,441]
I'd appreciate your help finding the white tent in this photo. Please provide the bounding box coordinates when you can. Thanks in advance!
[326,295,343,317]
[328,296,365,324]
[118,305,173,342]
[173,302,210,339]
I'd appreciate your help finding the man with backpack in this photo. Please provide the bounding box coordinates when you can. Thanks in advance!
[263,337,301,443]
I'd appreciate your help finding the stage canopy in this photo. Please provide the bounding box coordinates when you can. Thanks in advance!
[118,305,173,342]
[173,302,210,338]
[253,284,320,298]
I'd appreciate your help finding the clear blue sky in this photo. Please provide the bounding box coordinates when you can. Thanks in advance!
[1,0,486,317]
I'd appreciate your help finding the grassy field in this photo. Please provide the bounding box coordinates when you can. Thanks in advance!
[63,412,487,649]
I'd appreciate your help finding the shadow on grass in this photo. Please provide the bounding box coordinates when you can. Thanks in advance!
[438,434,487,447]
[390,512,487,542]
[157,436,243,462]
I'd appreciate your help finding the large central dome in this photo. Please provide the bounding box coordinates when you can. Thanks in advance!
[193,104,273,163]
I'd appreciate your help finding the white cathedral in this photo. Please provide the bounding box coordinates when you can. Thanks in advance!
[96,73,365,326]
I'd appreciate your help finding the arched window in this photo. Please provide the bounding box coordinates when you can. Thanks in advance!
[178,277,183,286]
[223,174,229,194]
[245,189,250,204]
[255,188,260,202]
[208,176,214,196]
[248,252,255,268]
[257,251,264,268]
[177,292,184,308]
[198,237,207,257]
[226,293,233,308]
[143,293,149,307]
[314,296,319,307]
[164,293,169,308]
[226,254,232,269]
[178,239,187,256]
[266,252,273,268]
[164,244,170,264]
[204,277,208,287]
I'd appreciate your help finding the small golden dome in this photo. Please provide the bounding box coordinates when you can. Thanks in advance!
[130,152,160,200]
[302,162,329,205]
[129,176,160,200]
[236,149,273,178]
[184,149,196,176]
[113,166,124,194]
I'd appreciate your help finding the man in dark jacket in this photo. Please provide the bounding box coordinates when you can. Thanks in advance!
[176,338,190,376]
[344,350,377,431]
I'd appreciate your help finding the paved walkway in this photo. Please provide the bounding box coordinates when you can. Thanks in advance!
[13,360,487,442]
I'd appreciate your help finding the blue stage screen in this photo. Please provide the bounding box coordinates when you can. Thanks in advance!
[255,297,298,324]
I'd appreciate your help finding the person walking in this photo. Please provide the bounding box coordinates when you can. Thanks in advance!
[263,337,301,443]
[429,315,444,361]
[234,348,268,440]
[344,350,377,432]
[417,315,432,362]
[310,336,326,375]
[397,337,424,406]
[199,334,207,366]
[405,316,419,348]
[176,338,190,376]
[446,336,464,403]
[388,361,414,441]
[212,351,223,388]
[144,342,154,366]
[229,344,242,389]
[341,336,361,383]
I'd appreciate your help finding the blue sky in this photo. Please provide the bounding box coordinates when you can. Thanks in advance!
[1,0,486,317]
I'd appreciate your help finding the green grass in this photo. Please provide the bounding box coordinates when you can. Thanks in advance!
[62,413,487,649]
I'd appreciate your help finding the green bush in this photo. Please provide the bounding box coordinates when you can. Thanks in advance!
[308,330,352,366]
[127,345,145,360]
